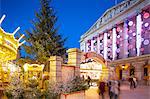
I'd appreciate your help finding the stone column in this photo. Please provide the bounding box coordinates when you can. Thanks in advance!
[49,56,62,82]
[91,38,94,52]
[80,41,86,52]
[97,36,100,54]
[104,32,108,60]
[84,42,87,52]
[67,48,81,77]
[136,13,142,56]
[112,27,117,60]
[86,40,90,52]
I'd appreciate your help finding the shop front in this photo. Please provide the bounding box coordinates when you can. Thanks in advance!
[108,55,150,85]
[80,52,109,82]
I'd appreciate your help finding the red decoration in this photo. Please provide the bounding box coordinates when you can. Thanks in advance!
[144,12,149,19]
[120,38,123,41]
[117,41,120,44]
[144,23,149,27]
[141,29,143,32]
[140,48,144,51]
[129,45,133,49]
[129,30,132,33]
[117,27,121,32]
[133,39,136,42]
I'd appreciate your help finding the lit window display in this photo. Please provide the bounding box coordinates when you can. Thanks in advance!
[80,60,102,80]
[93,37,97,52]
[80,0,150,84]
[87,40,91,51]
[23,63,44,82]
[107,30,113,60]
[127,16,136,57]
[80,3,150,61]
[116,23,124,59]
[99,34,104,57]
[141,8,150,55]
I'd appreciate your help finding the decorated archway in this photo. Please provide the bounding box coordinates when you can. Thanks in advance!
[114,63,131,80]
[80,52,109,81]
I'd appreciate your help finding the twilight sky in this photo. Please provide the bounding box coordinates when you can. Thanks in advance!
[0,0,124,49]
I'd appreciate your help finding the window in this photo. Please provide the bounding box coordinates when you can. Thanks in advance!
[144,68,148,76]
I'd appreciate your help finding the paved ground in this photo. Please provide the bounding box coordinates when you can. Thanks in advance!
[85,83,150,99]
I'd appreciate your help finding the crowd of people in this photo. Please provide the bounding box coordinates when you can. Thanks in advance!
[129,76,137,89]
[98,80,120,99]
[97,76,137,99]
[85,75,138,99]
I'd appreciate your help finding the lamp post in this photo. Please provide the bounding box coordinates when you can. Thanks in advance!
[122,65,125,70]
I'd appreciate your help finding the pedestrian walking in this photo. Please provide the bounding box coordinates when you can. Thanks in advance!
[87,76,91,87]
[82,75,85,81]
[118,80,121,92]
[107,80,113,99]
[133,77,137,88]
[98,81,105,99]
[114,81,119,99]
[129,77,134,89]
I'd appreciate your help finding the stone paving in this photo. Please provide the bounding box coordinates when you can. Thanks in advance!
[85,83,150,99]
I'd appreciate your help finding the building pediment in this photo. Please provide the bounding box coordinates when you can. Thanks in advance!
[81,0,142,40]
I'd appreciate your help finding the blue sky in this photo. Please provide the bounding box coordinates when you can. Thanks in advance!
[0,0,124,49]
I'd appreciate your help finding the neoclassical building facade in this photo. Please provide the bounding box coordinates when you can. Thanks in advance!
[80,0,150,83]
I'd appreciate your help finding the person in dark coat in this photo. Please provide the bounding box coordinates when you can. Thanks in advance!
[87,76,91,87]
[107,80,113,99]
[99,81,105,99]
[129,77,135,89]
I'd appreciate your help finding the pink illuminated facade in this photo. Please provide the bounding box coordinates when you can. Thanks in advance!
[80,0,150,61]
[80,0,150,82]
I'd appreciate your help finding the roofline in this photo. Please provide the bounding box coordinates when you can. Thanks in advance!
[80,0,143,42]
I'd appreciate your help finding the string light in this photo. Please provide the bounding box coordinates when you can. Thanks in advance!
[133,33,136,36]
[128,21,133,26]
[117,35,120,38]
[143,12,150,19]
[116,49,120,53]
[129,30,132,33]
[144,23,149,27]
[143,39,149,45]
[117,27,121,32]
[140,48,144,51]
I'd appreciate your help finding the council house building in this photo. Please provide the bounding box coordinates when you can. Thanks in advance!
[80,0,150,84]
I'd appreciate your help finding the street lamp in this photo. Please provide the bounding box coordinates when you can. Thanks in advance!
[122,65,125,70]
